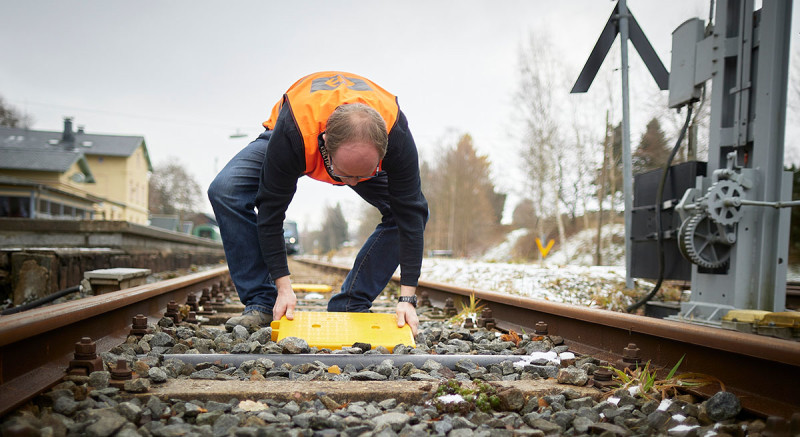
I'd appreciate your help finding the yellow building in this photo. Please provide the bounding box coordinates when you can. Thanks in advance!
[0,118,153,224]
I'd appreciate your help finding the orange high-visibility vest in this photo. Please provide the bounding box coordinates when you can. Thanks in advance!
[263,71,399,185]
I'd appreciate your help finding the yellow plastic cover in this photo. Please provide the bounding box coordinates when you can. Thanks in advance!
[721,309,771,323]
[291,283,334,293]
[270,311,415,352]
[758,312,800,327]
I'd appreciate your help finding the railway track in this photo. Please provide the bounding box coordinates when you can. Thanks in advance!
[1,258,799,435]
[295,258,800,420]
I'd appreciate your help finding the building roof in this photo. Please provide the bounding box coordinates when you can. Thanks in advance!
[0,123,153,172]
[0,175,99,205]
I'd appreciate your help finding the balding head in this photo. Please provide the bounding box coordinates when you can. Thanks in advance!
[324,103,388,159]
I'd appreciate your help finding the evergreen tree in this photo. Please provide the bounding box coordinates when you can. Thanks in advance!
[633,117,671,174]
[422,134,505,257]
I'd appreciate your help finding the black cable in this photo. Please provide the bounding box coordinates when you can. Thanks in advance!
[1,285,82,316]
[627,105,694,313]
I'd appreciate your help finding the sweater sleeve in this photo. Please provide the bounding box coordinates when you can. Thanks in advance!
[382,109,429,286]
[255,104,305,280]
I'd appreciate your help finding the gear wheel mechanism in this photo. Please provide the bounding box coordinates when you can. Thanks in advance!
[705,180,745,226]
[678,213,732,269]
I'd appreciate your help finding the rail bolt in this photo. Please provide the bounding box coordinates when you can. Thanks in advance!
[477,308,496,330]
[620,343,642,369]
[130,314,150,336]
[443,298,458,317]
[197,287,216,315]
[534,321,549,336]
[74,337,97,358]
[765,416,789,436]
[185,311,199,324]
[463,317,474,329]
[592,361,618,389]
[186,294,199,311]
[111,359,133,380]
[419,291,431,308]
[200,287,211,302]
[67,337,105,376]
[165,300,182,323]
[791,412,800,436]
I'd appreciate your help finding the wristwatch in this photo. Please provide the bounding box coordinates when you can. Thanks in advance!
[398,296,418,308]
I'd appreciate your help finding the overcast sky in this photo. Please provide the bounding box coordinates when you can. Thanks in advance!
[2,1,799,232]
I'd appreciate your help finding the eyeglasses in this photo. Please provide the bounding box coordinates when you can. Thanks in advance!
[328,157,380,181]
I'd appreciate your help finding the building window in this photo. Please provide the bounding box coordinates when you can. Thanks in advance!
[38,199,53,218]
[0,196,31,218]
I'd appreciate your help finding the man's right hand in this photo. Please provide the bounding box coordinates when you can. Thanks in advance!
[273,275,296,321]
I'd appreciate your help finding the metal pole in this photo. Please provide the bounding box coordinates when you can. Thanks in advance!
[619,0,634,288]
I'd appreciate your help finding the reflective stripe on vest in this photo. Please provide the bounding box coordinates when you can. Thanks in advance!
[263,72,398,185]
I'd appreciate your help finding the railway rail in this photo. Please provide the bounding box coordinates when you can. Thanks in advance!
[1,258,799,430]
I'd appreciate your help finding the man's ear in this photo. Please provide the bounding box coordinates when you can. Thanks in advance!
[322,132,327,143]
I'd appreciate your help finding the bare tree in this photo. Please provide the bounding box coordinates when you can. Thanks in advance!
[0,95,33,128]
[514,32,569,257]
[148,159,202,218]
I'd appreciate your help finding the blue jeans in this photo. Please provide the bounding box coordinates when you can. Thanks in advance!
[208,130,405,314]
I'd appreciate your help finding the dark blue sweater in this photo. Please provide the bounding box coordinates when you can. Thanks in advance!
[255,105,428,287]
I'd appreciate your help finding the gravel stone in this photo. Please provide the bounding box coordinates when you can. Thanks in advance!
[123,378,150,393]
[278,337,310,354]
[496,387,525,411]
[525,418,562,434]
[150,332,175,348]
[556,366,588,385]
[88,371,110,389]
[211,414,240,436]
[551,410,575,430]
[248,327,272,344]
[452,416,477,429]
[53,396,79,416]
[701,391,741,422]
[196,410,224,426]
[190,368,218,380]
[148,367,168,383]
[565,396,594,410]
[376,359,395,377]
[85,409,127,437]
[588,421,632,436]
[350,370,387,381]
[373,412,411,432]
[152,423,197,437]
[231,324,249,340]
[524,365,559,379]
[116,402,142,423]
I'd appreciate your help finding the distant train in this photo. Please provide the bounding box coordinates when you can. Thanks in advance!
[284,220,300,255]
[192,224,222,241]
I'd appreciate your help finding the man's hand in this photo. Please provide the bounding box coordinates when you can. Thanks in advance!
[396,285,419,336]
[273,275,296,321]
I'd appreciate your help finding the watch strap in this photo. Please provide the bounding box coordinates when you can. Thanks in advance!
[398,296,417,307]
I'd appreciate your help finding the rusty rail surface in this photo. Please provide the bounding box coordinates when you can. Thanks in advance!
[0,265,229,417]
[296,258,800,419]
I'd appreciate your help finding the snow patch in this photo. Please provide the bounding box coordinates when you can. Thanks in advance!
[437,394,465,404]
